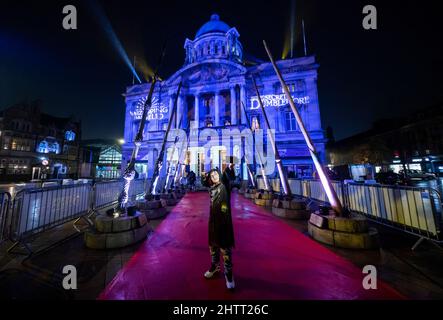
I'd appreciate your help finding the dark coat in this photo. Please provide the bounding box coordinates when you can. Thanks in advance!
[208,182,235,248]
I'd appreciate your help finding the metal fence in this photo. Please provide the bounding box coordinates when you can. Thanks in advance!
[0,192,11,244]
[1,178,148,253]
[9,183,92,242]
[93,180,122,209]
[256,177,442,243]
[345,183,441,241]
[93,179,148,209]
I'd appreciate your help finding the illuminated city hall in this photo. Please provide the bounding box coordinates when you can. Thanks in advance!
[122,14,325,181]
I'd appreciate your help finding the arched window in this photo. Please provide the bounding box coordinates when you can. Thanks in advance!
[37,140,49,153]
[65,130,76,141]
[51,142,60,154]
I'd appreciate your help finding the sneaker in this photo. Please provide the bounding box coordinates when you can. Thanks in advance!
[204,264,220,279]
[225,272,235,290]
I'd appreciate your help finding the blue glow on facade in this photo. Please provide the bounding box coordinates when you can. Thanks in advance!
[37,139,60,154]
[65,130,76,141]
[122,14,326,180]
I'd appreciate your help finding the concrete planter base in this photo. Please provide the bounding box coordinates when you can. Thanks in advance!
[244,189,256,199]
[137,199,168,219]
[308,212,379,249]
[85,212,151,249]
[254,198,273,206]
[272,207,311,220]
[271,198,309,220]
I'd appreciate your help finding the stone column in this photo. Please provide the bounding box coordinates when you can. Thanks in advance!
[194,93,200,128]
[240,85,246,124]
[305,77,320,131]
[215,92,221,127]
[230,86,237,125]
[169,95,175,129]
[176,95,183,129]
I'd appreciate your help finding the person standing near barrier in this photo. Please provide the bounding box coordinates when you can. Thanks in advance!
[202,168,235,290]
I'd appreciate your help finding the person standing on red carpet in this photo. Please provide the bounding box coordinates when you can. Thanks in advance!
[201,168,235,290]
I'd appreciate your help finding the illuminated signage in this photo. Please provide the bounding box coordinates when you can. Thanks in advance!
[412,158,422,163]
[392,160,401,164]
[130,96,169,120]
[250,94,310,110]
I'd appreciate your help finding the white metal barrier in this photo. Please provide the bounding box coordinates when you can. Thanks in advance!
[93,179,148,209]
[254,177,442,242]
[10,183,92,241]
[94,180,122,209]
[346,183,440,240]
[2,178,149,254]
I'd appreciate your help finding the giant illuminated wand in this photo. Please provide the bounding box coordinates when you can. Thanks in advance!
[241,101,267,190]
[164,112,185,191]
[147,82,183,197]
[263,40,344,215]
[111,46,166,217]
[172,119,193,187]
[252,76,291,196]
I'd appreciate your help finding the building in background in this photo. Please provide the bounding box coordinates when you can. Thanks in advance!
[328,104,443,176]
[81,140,123,179]
[0,100,82,182]
[122,14,325,180]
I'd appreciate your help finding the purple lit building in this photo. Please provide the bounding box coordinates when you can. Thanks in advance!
[122,14,325,181]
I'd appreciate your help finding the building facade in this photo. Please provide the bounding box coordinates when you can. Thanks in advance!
[328,104,443,176]
[81,139,122,179]
[122,14,325,180]
[0,100,82,182]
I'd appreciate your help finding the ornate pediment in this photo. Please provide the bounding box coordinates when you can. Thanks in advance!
[167,60,246,86]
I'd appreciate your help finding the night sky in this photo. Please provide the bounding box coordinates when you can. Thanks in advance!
[1,0,442,141]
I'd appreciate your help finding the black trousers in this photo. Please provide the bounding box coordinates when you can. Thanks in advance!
[209,246,233,274]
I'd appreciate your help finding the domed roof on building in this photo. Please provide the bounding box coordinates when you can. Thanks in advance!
[195,14,231,38]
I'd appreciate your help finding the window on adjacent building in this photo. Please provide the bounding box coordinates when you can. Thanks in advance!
[65,130,76,141]
[285,112,297,131]
[37,140,49,153]
[3,137,10,150]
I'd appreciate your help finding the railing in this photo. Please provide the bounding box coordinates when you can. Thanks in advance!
[346,183,441,241]
[256,177,442,245]
[0,192,11,244]
[2,178,148,254]
[93,179,148,209]
[93,180,122,209]
[9,183,92,243]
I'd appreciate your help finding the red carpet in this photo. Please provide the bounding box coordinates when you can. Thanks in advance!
[99,192,404,300]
